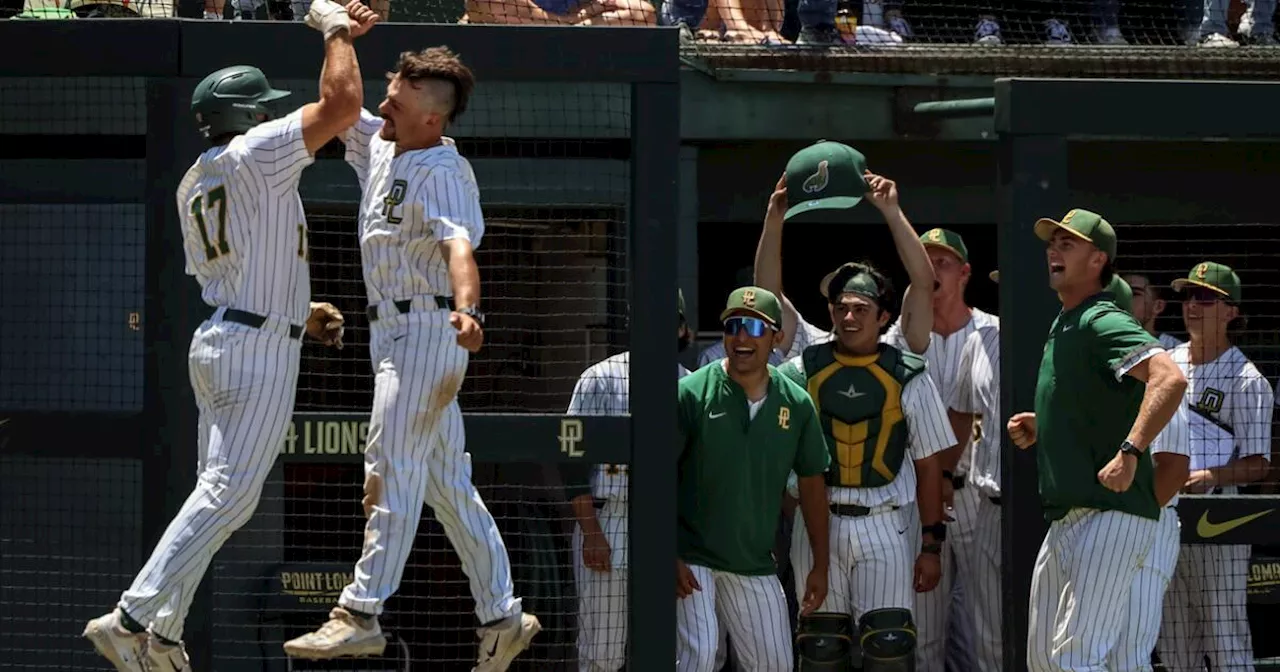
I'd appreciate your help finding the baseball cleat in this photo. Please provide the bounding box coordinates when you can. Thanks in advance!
[474,612,541,672]
[82,609,147,672]
[283,607,387,660]
[142,637,192,672]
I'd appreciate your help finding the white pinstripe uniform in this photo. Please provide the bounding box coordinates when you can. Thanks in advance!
[786,349,957,631]
[886,309,996,672]
[1109,401,1189,672]
[118,109,314,642]
[566,353,693,672]
[1157,344,1272,671]
[335,109,523,625]
[946,324,1002,671]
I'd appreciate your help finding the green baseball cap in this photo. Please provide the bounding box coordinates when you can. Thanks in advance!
[720,286,782,327]
[1171,261,1242,303]
[920,228,968,263]
[783,141,870,221]
[1034,209,1117,261]
[1104,275,1134,313]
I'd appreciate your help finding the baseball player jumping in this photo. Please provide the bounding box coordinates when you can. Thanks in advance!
[756,145,956,670]
[565,291,692,672]
[82,3,376,670]
[1007,209,1187,671]
[283,47,540,670]
[676,286,832,672]
[891,228,994,672]
[1157,262,1271,671]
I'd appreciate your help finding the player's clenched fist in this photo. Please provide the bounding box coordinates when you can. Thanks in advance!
[1007,411,1037,449]
[450,311,484,353]
[581,530,612,573]
[306,301,345,349]
[676,559,701,599]
[914,551,941,593]
[345,0,379,36]
[1097,449,1138,493]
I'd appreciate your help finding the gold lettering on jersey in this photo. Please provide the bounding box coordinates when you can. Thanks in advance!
[559,418,585,458]
[1196,388,1224,414]
[383,179,408,225]
[279,419,370,455]
[742,289,757,308]
[778,406,791,430]
[1196,263,1209,280]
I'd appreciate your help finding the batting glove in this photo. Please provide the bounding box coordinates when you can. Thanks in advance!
[305,0,350,39]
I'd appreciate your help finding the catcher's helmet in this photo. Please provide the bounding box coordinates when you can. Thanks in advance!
[191,65,291,140]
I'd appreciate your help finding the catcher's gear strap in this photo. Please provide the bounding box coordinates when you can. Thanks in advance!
[858,608,916,672]
[795,612,855,671]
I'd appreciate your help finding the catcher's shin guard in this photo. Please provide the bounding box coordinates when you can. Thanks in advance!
[858,608,916,672]
[795,612,855,671]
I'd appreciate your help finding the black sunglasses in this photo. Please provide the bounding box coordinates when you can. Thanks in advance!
[723,316,775,338]
[1181,287,1228,305]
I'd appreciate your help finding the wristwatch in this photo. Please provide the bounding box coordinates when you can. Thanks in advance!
[921,522,947,542]
[1119,440,1143,458]
[457,305,486,326]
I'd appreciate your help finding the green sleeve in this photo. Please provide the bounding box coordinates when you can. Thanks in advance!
[793,397,831,478]
[1088,308,1162,378]
[778,355,808,389]
[676,378,696,460]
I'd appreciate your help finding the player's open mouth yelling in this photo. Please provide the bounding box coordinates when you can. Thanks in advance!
[731,345,755,360]
[1049,262,1066,276]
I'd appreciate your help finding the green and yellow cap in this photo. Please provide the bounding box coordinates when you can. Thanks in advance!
[1104,275,1134,313]
[1034,208,1117,261]
[784,141,870,221]
[720,286,782,327]
[920,228,968,263]
[1171,261,1241,303]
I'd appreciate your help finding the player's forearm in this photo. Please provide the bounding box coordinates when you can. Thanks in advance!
[1153,454,1190,506]
[442,239,481,309]
[1126,360,1187,450]
[796,476,829,570]
[318,31,362,120]
[942,410,972,473]
[571,494,605,536]
[754,213,800,351]
[1209,455,1270,487]
[914,455,944,528]
[884,208,934,354]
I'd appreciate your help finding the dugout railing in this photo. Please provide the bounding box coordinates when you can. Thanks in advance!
[985,78,1280,672]
[0,21,678,671]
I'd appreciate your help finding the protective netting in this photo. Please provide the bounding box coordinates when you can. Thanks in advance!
[1113,219,1280,668]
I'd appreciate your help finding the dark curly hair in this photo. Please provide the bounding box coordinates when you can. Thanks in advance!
[387,47,475,123]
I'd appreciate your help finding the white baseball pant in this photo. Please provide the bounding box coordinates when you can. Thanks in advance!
[1109,506,1180,672]
[574,500,629,672]
[676,565,792,672]
[965,495,1004,671]
[1157,542,1255,671]
[938,481,981,671]
[1027,508,1156,672]
[337,310,520,624]
[120,315,302,642]
[790,505,916,622]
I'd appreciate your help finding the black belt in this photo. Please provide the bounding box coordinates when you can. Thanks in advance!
[830,503,897,518]
[367,296,453,323]
[989,496,1001,506]
[223,308,304,340]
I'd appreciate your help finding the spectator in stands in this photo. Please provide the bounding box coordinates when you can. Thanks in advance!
[1196,0,1276,45]
[464,0,654,25]
[936,1,1094,45]
[691,0,788,44]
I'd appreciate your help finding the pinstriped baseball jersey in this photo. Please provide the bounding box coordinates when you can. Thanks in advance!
[948,325,1001,497]
[782,352,955,508]
[1158,332,1182,351]
[1169,344,1274,491]
[344,109,485,303]
[177,108,314,324]
[566,352,691,502]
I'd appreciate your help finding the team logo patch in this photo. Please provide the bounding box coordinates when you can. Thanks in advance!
[1196,387,1225,414]
[1196,263,1209,280]
[802,160,830,194]
[559,418,585,458]
[778,406,790,429]
[743,289,757,308]
[1061,209,1077,226]
[927,229,943,243]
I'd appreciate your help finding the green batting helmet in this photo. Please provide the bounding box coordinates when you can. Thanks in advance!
[191,66,291,139]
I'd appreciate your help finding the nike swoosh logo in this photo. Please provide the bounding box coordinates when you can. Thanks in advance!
[1196,509,1273,538]
[487,639,499,658]
[709,412,726,419]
